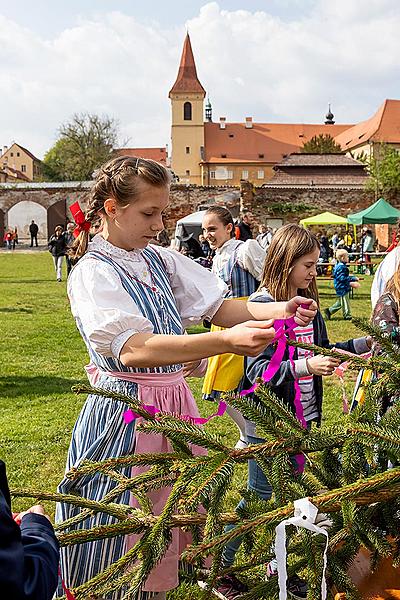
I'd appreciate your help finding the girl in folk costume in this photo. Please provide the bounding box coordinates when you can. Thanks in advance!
[214,224,371,600]
[56,157,317,600]
[202,205,266,448]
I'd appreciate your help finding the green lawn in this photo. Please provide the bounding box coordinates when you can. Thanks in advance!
[0,252,375,598]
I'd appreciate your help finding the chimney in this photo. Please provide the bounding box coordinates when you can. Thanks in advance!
[219,117,226,130]
[245,117,253,129]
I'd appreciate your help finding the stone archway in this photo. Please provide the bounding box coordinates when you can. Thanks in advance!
[7,200,47,243]
[47,199,67,238]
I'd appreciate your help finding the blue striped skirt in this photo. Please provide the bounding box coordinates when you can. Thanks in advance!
[55,374,156,600]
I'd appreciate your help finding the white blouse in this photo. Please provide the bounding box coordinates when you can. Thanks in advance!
[68,235,227,359]
[212,238,266,281]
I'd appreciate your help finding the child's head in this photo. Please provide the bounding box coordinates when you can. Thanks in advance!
[54,225,63,237]
[260,224,320,302]
[71,156,171,258]
[335,249,349,263]
[202,206,235,250]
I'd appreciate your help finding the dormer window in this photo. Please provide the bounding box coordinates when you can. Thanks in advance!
[221,154,227,158]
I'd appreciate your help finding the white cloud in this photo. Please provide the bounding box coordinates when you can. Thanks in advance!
[0,1,399,159]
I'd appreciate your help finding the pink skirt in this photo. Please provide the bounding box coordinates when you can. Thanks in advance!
[106,368,207,593]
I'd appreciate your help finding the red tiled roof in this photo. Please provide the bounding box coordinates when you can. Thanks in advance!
[5,165,31,182]
[334,99,400,151]
[115,147,167,165]
[169,33,206,96]
[273,153,364,168]
[203,122,353,164]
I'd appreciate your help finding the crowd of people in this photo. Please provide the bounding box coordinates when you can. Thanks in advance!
[4,155,400,600]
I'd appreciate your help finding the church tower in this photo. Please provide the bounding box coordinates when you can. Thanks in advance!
[169,34,206,185]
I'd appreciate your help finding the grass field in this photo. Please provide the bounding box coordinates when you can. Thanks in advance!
[0,252,375,598]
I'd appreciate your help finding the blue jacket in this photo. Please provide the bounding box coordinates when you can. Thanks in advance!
[332,262,356,297]
[0,460,59,600]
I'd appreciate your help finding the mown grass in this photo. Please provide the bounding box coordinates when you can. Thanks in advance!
[0,252,375,598]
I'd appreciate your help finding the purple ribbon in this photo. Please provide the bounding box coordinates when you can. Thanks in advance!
[240,313,308,472]
[123,401,227,425]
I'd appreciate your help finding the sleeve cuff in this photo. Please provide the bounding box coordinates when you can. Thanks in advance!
[293,358,310,378]
[203,296,225,323]
[110,329,139,359]
[352,337,370,355]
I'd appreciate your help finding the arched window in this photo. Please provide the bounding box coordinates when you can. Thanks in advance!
[184,102,192,121]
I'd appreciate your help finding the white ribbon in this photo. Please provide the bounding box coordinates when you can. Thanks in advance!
[275,498,329,600]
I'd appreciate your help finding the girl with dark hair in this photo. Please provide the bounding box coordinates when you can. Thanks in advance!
[56,158,317,600]
[202,205,267,448]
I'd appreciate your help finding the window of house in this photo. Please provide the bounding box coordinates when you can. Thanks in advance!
[258,153,264,158]
[227,170,233,179]
[186,169,190,176]
[242,170,249,179]
[210,171,216,179]
[184,102,192,120]
[10,152,13,157]
[17,152,20,157]
[186,146,190,154]
[21,164,27,172]
[221,154,227,158]
[257,170,264,179]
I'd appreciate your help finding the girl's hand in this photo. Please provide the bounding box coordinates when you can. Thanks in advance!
[306,355,340,376]
[15,505,52,523]
[285,297,318,326]
[350,281,360,289]
[222,320,276,356]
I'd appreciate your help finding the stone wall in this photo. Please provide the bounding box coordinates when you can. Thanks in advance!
[1,179,396,241]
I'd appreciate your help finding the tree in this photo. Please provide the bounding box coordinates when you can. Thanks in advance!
[11,319,400,599]
[42,113,119,181]
[301,134,343,154]
[358,143,400,201]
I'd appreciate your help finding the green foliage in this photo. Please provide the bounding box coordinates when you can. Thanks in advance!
[42,112,119,181]
[358,143,400,200]
[3,255,400,599]
[301,134,343,154]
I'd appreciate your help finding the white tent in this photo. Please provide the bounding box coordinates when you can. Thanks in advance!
[174,210,207,241]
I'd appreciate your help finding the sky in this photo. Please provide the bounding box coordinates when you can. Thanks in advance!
[1,0,400,159]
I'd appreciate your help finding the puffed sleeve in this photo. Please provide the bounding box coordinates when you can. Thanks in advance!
[236,239,266,280]
[156,247,227,327]
[67,258,154,358]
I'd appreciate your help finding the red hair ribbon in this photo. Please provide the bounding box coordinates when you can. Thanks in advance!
[70,201,91,238]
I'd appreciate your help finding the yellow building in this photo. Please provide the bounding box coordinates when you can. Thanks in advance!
[0,142,41,182]
[169,35,353,186]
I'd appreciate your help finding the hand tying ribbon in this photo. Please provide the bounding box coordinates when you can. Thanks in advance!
[123,401,227,425]
[70,201,91,238]
[240,308,308,472]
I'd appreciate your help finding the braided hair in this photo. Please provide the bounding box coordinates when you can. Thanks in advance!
[70,155,171,260]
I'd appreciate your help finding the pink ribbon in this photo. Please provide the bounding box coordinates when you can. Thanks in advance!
[240,312,308,472]
[123,401,227,425]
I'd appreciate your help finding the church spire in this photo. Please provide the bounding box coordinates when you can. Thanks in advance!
[169,33,206,97]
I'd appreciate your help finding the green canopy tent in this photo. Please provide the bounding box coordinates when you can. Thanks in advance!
[347,198,400,225]
[300,211,348,227]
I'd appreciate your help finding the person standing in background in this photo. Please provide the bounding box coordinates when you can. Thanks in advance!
[29,220,39,247]
[235,212,253,241]
[64,223,75,276]
[48,225,67,281]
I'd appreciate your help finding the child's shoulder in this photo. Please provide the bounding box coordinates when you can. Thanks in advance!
[248,287,273,303]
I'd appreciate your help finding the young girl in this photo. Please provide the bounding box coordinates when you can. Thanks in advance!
[56,157,317,600]
[216,224,370,600]
[202,206,266,448]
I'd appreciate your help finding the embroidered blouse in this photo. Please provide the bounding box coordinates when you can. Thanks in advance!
[67,235,227,359]
[212,238,266,280]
